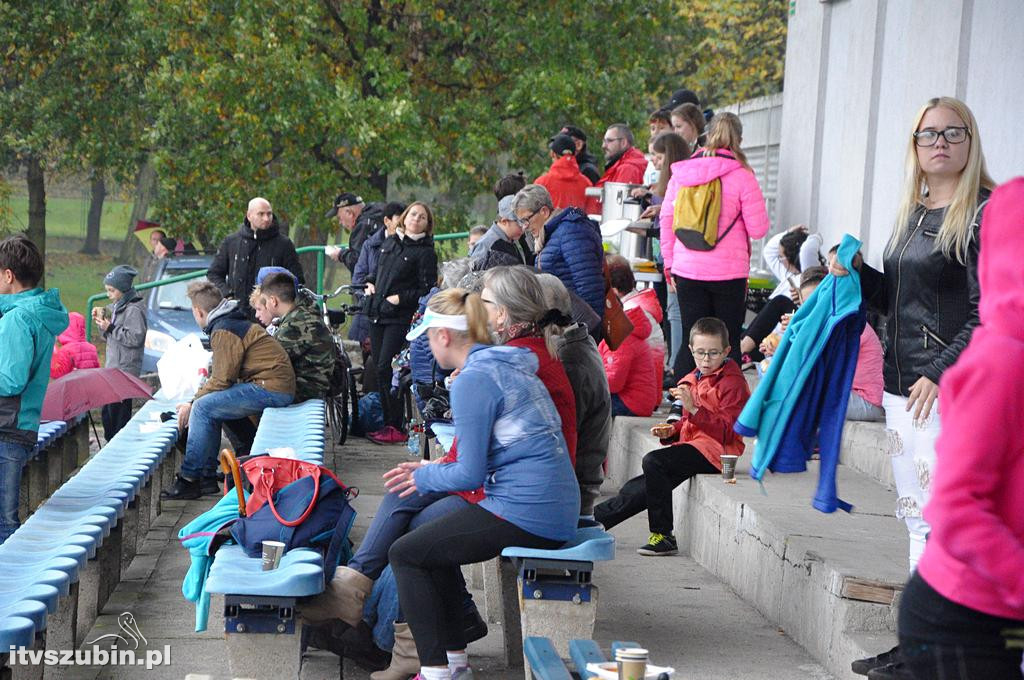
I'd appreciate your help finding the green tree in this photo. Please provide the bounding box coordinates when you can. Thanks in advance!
[144,0,679,243]
[666,0,788,107]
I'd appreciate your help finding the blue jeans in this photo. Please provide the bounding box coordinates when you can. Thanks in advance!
[181,383,293,480]
[0,440,29,544]
[347,489,448,580]
[610,393,636,417]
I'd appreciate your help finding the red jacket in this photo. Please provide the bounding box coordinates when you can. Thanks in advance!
[51,312,100,377]
[599,305,657,416]
[439,336,578,504]
[660,359,750,469]
[623,288,665,411]
[535,155,594,213]
[596,147,647,187]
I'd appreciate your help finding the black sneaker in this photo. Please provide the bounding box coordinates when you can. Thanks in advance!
[665,401,683,424]
[161,474,201,500]
[200,477,221,496]
[637,533,678,556]
[867,661,913,680]
[852,645,899,675]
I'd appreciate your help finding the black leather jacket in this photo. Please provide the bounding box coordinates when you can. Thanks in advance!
[860,193,988,396]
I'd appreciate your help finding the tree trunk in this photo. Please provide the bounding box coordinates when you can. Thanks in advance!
[25,155,47,285]
[368,168,388,197]
[81,172,106,255]
[119,155,157,264]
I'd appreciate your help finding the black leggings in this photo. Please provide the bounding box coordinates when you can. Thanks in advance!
[743,294,795,346]
[101,399,133,441]
[389,503,562,666]
[594,444,718,534]
[899,571,1024,679]
[673,276,747,377]
[368,322,409,429]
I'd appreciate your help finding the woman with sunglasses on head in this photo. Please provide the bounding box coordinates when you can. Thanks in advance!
[512,184,606,322]
[831,96,994,679]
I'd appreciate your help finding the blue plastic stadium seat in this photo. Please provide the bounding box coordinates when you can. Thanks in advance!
[502,526,615,563]
[205,546,325,597]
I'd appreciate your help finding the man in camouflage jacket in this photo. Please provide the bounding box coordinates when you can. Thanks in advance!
[260,272,336,402]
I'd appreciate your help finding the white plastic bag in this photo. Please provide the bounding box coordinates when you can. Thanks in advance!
[157,333,212,402]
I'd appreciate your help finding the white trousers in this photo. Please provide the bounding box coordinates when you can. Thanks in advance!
[882,391,941,572]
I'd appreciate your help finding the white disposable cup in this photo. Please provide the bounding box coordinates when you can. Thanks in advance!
[261,540,285,571]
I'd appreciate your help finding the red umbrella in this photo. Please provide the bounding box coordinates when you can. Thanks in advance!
[42,368,153,422]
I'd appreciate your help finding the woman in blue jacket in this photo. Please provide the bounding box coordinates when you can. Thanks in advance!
[512,184,605,320]
[384,288,579,680]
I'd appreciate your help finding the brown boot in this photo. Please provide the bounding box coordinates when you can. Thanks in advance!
[300,566,374,626]
[370,622,420,680]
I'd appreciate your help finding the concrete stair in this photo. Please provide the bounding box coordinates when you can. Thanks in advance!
[605,415,905,680]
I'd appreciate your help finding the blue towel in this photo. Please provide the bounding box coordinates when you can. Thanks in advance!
[178,491,247,631]
[736,234,864,511]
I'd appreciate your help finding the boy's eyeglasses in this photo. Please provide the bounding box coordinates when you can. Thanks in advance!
[691,349,723,360]
[913,127,969,147]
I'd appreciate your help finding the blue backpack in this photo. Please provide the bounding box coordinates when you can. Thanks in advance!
[229,473,358,580]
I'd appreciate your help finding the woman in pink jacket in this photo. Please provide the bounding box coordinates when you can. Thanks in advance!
[659,112,770,378]
[897,178,1024,679]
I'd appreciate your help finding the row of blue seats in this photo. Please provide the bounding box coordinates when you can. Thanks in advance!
[0,395,181,650]
[205,399,329,599]
[33,420,69,460]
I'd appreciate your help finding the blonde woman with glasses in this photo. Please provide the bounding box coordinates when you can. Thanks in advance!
[832,96,995,678]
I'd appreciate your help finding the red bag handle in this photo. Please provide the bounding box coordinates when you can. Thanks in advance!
[253,464,321,527]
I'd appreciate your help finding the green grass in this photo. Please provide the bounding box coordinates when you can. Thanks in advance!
[8,194,133,241]
[46,251,120,319]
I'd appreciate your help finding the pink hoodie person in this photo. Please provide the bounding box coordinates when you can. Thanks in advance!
[659,152,770,281]
[916,177,1024,621]
[54,312,100,373]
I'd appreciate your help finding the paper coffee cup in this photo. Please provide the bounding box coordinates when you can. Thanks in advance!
[261,540,285,571]
[721,455,738,483]
[615,648,648,680]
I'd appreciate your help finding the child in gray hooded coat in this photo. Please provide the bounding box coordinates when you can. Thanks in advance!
[92,264,147,439]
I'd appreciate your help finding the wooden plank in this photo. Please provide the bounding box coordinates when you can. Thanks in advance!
[841,577,902,605]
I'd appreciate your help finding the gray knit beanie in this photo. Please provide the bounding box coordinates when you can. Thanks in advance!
[104,265,138,293]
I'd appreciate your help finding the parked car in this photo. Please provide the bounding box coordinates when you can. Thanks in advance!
[142,254,213,374]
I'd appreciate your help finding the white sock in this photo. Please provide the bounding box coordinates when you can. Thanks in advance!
[419,666,451,680]
[447,651,468,669]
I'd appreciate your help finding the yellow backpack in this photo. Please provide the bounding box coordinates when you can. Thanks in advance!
[672,177,740,251]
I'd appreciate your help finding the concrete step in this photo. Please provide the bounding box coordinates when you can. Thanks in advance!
[839,421,893,490]
[605,416,906,680]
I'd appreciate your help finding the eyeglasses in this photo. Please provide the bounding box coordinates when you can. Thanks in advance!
[514,209,541,227]
[602,137,625,144]
[913,127,970,147]
[691,349,723,360]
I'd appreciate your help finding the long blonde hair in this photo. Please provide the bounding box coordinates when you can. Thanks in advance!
[427,288,491,344]
[889,96,995,265]
[703,112,750,170]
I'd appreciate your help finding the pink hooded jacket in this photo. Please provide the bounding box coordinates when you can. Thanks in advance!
[55,312,100,371]
[917,178,1024,621]
[659,152,770,281]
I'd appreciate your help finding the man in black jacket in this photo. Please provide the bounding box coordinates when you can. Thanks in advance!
[207,197,304,320]
[324,192,385,275]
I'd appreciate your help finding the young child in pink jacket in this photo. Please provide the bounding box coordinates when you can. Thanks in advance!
[659,112,770,379]
[897,178,1024,678]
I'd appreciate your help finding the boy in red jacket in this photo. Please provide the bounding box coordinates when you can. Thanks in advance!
[595,317,750,555]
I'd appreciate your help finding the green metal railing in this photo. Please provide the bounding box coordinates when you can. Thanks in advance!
[85,233,470,341]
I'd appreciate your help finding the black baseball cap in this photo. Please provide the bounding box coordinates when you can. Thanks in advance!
[667,88,700,110]
[560,125,587,143]
[325,192,364,218]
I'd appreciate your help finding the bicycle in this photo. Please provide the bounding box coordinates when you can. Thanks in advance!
[298,283,364,446]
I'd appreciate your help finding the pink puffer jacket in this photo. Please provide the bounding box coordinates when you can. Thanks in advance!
[57,312,100,370]
[659,152,770,281]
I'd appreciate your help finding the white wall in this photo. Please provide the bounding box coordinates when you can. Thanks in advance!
[776,0,1024,266]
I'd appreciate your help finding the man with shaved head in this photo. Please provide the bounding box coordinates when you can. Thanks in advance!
[207,196,305,320]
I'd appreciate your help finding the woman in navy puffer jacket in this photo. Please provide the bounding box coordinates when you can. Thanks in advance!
[512,184,605,320]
